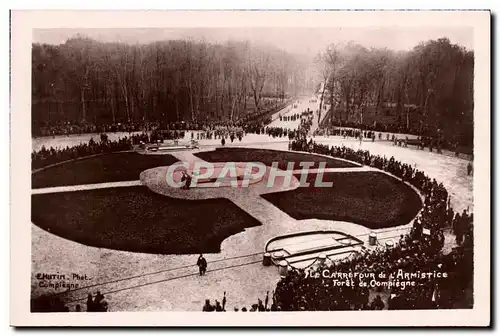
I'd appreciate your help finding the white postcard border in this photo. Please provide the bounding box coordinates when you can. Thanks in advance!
[10,10,491,327]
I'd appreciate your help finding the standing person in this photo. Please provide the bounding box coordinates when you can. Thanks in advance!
[185,172,192,190]
[94,291,105,309]
[180,171,187,190]
[86,294,94,312]
[467,161,473,176]
[258,298,265,311]
[221,137,226,146]
[453,212,462,244]
[215,300,223,311]
[197,254,207,276]
[222,292,227,311]
[97,299,108,312]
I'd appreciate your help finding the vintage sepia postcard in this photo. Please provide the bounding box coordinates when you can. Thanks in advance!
[10,10,490,327]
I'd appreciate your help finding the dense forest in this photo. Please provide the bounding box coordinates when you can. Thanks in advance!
[316,38,474,144]
[32,37,311,133]
[32,35,474,145]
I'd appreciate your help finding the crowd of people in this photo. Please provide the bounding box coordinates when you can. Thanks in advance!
[31,291,108,313]
[278,109,313,122]
[32,136,133,170]
[315,127,380,141]
[235,106,315,139]
[31,123,248,170]
[239,99,292,126]
[196,126,244,142]
[318,123,471,155]
[274,139,474,310]
[202,291,281,312]
[264,126,304,140]
[33,97,289,138]
[33,120,158,138]
[329,120,422,136]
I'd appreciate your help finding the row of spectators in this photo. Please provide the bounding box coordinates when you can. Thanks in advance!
[33,121,159,137]
[319,124,471,155]
[239,99,292,126]
[278,109,314,123]
[32,136,133,170]
[31,124,247,170]
[328,120,435,138]
[242,108,315,140]
[264,127,296,139]
[240,100,299,134]
[33,98,290,138]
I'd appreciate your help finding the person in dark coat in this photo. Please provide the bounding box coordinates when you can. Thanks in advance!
[467,161,473,176]
[86,293,94,312]
[185,172,192,190]
[180,171,187,190]
[258,299,265,311]
[215,300,223,311]
[94,291,105,311]
[197,254,207,275]
[222,292,227,311]
[202,299,214,312]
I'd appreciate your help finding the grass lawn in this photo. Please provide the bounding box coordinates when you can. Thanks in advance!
[32,152,178,188]
[195,148,359,170]
[31,186,261,254]
[261,171,422,229]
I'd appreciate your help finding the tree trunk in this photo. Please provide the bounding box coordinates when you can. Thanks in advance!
[190,84,195,121]
[253,89,260,112]
[329,78,335,122]
[318,83,326,124]
[175,97,180,122]
[80,87,86,122]
[110,87,116,124]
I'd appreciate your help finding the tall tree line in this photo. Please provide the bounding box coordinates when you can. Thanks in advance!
[32,36,309,131]
[316,38,474,144]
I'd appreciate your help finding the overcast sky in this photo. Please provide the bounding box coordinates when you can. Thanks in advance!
[33,27,473,57]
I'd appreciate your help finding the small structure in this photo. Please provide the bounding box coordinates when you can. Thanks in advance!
[262,253,272,266]
[265,230,364,269]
